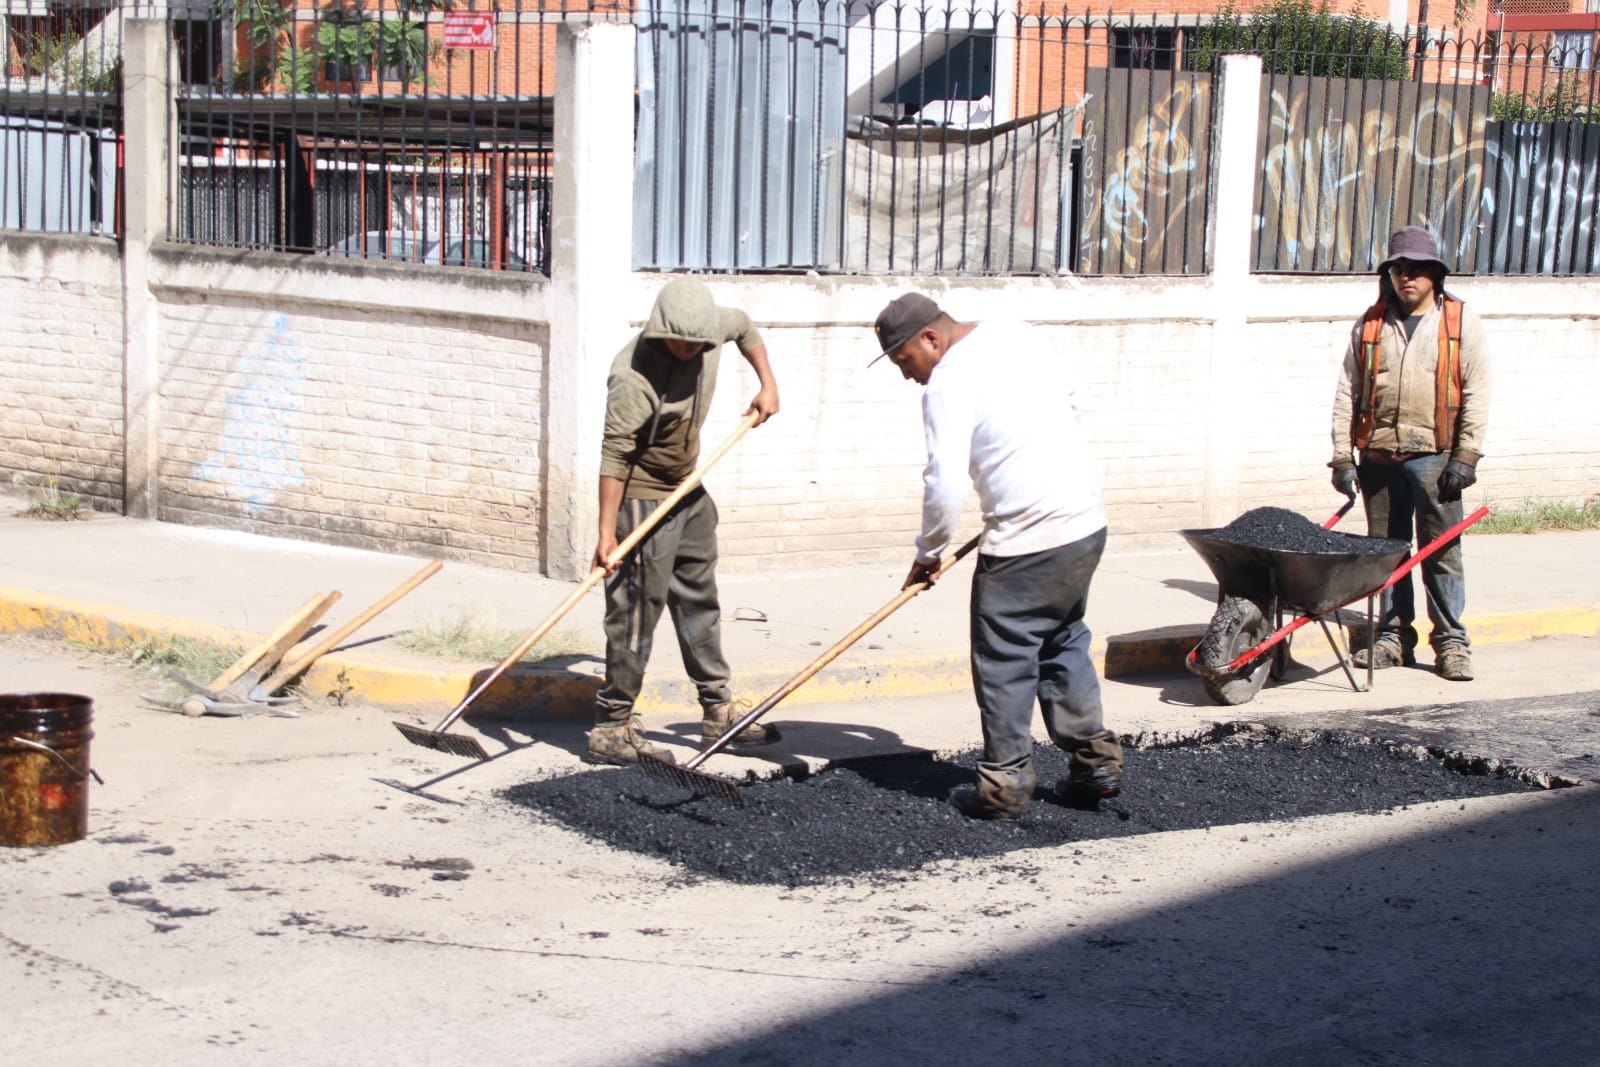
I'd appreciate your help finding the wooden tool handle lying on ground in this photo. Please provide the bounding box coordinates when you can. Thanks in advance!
[208,592,331,691]
[689,532,984,770]
[426,410,763,734]
[247,592,343,683]
[259,560,444,694]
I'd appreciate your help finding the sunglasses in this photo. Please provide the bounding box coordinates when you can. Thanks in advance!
[1388,259,1433,276]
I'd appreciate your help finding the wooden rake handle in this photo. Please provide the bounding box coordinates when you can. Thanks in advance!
[426,410,763,734]
[259,560,444,695]
[688,532,984,771]
[249,592,343,684]
[208,592,331,691]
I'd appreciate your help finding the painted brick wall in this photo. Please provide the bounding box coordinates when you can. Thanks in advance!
[0,235,125,510]
[153,253,547,569]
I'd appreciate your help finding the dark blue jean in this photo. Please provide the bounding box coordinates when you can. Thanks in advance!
[1357,450,1468,652]
[969,528,1121,797]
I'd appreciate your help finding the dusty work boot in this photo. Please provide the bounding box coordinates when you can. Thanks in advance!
[1352,637,1414,669]
[701,701,780,750]
[585,719,676,767]
[948,758,1035,820]
[1436,643,1474,682]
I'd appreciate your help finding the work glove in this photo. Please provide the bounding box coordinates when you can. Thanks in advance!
[1437,459,1477,503]
[1331,466,1359,500]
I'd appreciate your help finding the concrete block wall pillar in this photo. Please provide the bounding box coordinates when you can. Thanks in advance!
[544,20,637,580]
[1201,54,1264,528]
[121,19,174,519]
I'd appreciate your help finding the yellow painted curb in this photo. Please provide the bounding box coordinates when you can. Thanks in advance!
[5,586,1596,720]
[0,585,250,652]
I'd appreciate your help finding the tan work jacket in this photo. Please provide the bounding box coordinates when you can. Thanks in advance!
[1330,296,1491,469]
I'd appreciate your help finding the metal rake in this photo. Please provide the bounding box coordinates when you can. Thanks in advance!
[395,412,761,761]
[635,533,983,805]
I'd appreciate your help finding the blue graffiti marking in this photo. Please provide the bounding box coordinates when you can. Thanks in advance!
[194,315,307,510]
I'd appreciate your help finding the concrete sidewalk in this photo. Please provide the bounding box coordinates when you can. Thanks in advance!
[2,489,1597,722]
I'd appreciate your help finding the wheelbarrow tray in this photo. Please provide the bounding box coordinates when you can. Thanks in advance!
[1179,529,1410,617]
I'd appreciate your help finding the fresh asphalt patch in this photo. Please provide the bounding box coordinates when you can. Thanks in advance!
[500,721,1560,887]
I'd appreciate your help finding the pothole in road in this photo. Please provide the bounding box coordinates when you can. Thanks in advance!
[500,723,1570,887]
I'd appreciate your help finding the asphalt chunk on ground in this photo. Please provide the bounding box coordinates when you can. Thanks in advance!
[1208,506,1408,555]
[500,727,1547,887]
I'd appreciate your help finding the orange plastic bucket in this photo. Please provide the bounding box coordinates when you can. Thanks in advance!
[0,693,97,847]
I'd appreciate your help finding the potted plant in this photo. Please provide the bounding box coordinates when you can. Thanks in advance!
[316,2,376,87]
[378,17,431,84]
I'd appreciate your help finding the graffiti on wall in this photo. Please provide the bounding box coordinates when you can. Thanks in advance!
[1476,121,1600,274]
[1255,76,1489,272]
[194,314,306,510]
[1079,68,1212,275]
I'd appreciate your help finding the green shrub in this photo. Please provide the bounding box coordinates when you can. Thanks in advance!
[1190,0,1410,80]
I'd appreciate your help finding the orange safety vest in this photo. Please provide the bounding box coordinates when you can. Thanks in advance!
[1354,296,1464,452]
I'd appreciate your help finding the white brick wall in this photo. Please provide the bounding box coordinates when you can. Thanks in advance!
[1,234,1595,574]
[151,247,548,569]
[0,235,124,510]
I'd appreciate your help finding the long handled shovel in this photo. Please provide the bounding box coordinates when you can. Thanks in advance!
[147,592,343,715]
[141,592,334,716]
[395,410,763,761]
[638,532,983,804]
[252,560,443,701]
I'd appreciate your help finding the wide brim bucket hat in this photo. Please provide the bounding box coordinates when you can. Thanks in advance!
[1376,225,1450,277]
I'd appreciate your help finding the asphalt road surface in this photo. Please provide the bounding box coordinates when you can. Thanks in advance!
[2,633,1597,1065]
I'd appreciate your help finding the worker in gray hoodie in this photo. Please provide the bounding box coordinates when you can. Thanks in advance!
[586,279,781,766]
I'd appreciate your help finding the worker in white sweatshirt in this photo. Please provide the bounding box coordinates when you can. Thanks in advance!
[872,292,1123,819]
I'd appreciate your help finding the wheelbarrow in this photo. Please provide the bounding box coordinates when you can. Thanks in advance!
[1181,504,1489,705]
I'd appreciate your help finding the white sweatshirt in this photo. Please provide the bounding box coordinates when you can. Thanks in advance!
[916,320,1107,563]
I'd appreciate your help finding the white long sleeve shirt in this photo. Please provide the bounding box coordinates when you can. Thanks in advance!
[916,320,1107,564]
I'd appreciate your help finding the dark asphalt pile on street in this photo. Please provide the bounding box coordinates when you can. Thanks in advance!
[500,728,1543,887]
[1209,506,1408,555]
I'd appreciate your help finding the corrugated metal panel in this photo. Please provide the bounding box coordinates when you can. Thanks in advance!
[633,0,847,271]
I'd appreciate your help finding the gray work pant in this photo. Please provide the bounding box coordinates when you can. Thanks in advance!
[969,528,1122,801]
[594,488,731,725]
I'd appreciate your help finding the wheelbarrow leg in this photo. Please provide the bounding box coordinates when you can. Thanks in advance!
[1319,616,1368,692]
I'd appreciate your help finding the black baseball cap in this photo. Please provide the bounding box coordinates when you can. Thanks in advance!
[869,293,942,366]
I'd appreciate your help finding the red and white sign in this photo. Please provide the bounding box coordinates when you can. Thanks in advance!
[443,12,496,50]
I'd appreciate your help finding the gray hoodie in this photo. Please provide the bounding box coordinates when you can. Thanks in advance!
[599,279,764,499]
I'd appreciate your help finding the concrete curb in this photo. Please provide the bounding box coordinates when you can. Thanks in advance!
[4,585,1598,720]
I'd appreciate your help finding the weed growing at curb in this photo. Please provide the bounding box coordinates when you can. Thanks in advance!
[394,609,595,663]
[125,635,246,690]
[1473,497,1600,535]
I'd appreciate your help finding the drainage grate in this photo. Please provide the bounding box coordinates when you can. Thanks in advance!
[501,725,1559,887]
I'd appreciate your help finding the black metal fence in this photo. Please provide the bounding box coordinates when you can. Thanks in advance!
[1210,12,1600,274]
[3,0,1598,276]
[168,0,569,272]
[0,0,140,236]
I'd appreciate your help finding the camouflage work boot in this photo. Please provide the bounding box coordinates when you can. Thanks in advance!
[1052,730,1125,811]
[585,719,676,767]
[701,702,780,750]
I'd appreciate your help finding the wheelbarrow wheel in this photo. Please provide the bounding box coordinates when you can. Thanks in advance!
[1196,595,1273,706]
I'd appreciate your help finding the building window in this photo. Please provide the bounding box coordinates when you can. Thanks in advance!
[1111,26,1203,72]
[1549,30,1596,71]
[880,31,995,120]
[173,19,223,86]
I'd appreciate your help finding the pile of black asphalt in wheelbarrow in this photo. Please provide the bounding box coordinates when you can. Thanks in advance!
[499,728,1542,888]
[1209,506,1408,555]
